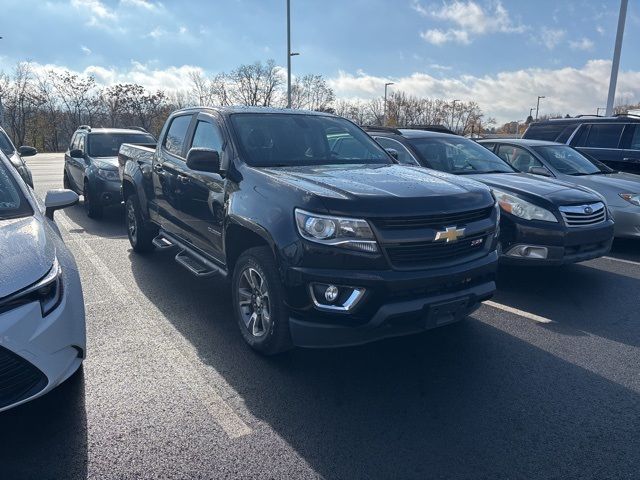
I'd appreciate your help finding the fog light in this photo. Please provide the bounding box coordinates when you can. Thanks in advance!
[324,285,339,302]
[505,245,548,259]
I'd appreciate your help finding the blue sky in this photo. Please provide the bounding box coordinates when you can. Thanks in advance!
[2,0,639,122]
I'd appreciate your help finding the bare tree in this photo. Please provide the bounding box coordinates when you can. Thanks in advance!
[228,60,283,107]
[290,74,335,111]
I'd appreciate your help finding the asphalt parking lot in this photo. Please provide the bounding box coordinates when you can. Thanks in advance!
[1,153,639,479]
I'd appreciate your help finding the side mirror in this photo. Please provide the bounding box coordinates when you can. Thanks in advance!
[44,189,79,220]
[529,166,553,177]
[19,145,37,157]
[385,148,399,161]
[69,149,84,158]
[186,148,221,174]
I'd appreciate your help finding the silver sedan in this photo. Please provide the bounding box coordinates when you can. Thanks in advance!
[479,139,640,239]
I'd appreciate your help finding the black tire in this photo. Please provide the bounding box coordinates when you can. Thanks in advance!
[232,246,292,355]
[63,170,71,190]
[83,180,103,219]
[125,194,157,253]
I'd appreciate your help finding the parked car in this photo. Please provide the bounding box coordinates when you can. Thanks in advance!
[522,114,640,174]
[120,107,500,354]
[63,126,156,218]
[366,127,615,265]
[0,125,37,188]
[0,150,86,412]
[479,139,640,239]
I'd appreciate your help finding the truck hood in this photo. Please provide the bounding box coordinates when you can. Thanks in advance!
[471,172,602,205]
[0,216,55,299]
[260,164,493,216]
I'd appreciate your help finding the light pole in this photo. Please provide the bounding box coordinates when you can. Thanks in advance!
[383,82,394,126]
[606,0,628,116]
[535,95,545,120]
[286,0,300,109]
[451,99,460,132]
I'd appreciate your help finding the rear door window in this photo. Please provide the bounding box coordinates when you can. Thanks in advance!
[629,125,640,150]
[584,124,624,148]
[163,115,193,157]
[523,123,567,141]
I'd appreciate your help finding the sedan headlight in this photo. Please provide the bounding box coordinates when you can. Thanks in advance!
[619,193,640,206]
[0,258,63,317]
[295,209,378,253]
[492,188,557,222]
[97,168,119,181]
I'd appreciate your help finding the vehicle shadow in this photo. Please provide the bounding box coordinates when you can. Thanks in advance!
[62,201,127,239]
[494,262,640,348]
[128,251,640,479]
[0,369,88,479]
[608,238,640,262]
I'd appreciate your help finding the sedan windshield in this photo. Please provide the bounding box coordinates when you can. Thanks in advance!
[88,133,156,158]
[230,113,392,167]
[0,159,32,220]
[409,137,514,175]
[0,130,15,156]
[532,145,612,175]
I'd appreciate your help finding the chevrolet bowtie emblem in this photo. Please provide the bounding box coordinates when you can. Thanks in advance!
[434,226,466,243]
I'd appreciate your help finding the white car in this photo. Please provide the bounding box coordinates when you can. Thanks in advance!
[0,151,86,413]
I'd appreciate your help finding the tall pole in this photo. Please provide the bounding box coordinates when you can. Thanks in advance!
[606,0,628,116]
[535,95,545,120]
[286,0,292,108]
[383,82,393,126]
[451,99,460,132]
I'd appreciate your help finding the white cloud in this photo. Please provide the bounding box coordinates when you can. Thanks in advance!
[569,38,595,51]
[147,26,166,39]
[596,25,605,35]
[537,28,566,50]
[120,0,161,10]
[80,45,92,55]
[415,0,526,45]
[71,0,116,20]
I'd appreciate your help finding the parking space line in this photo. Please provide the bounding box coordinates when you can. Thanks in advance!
[56,212,253,439]
[601,256,640,267]
[484,300,554,324]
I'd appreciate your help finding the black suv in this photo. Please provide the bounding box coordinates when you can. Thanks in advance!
[63,126,155,218]
[120,107,500,354]
[0,125,37,187]
[522,115,640,174]
[366,127,614,265]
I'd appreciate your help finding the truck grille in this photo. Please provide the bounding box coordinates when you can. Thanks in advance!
[0,345,48,410]
[385,231,493,269]
[372,206,494,230]
[559,202,606,227]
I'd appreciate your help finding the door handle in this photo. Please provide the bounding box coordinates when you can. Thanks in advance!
[153,163,164,172]
[177,174,190,184]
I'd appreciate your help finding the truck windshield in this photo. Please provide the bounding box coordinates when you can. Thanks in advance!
[0,158,32,220]
[88,133,156,158]
[532,145,612,175]
[409,137,514,175]
[230,113,392,167]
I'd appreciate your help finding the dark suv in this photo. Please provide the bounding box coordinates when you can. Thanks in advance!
[63,126,155,218]
[0,125,37,187]
[522,115,640,174]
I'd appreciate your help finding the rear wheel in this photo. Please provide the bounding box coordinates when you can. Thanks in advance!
[63,170,71,190]
[126,193,157,253]
[83,180,103,219]
[232,247,292,355]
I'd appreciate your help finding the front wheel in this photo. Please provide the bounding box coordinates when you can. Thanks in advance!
[232,247,292,355]
[125,194,157,253]
[83,181,103,219]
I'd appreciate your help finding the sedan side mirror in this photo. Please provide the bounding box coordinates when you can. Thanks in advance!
[45,189,79,220]
[385,148,399,161]
[186,148,221,174]
[529,166,553,177]
[69,149,84,158]
[18,145,38,157]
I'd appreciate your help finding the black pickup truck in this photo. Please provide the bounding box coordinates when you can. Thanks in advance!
[119,107,499,354]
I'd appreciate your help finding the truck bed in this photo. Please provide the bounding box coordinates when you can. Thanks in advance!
[118,142,156,179]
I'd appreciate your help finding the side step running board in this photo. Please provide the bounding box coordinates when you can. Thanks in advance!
[152,235,174,250]
[153,231,227,278]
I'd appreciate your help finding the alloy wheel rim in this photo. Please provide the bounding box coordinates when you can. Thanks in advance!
[238,267,271,338]
[127,201,137,242]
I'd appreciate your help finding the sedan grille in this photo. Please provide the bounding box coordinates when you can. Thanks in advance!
[372,206,494,230]
[0,345,48,410]
[559,202,606,227]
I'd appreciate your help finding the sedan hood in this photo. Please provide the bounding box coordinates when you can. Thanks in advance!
[564,172,640,207]
[260,164,494,216]
[471,172,602,205]
[0,216,55,299]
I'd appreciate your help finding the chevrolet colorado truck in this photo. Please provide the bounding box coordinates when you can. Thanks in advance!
[119,107,499,354]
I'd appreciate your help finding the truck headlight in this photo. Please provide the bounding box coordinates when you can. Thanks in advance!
[492,188,557,222]
[619,193,640,206]
[295,209,378,253]
[97,168,119,181]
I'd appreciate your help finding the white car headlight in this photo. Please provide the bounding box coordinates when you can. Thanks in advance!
[295,209,378,253]
[619,193,640,206]
[492,188,557,222]
[97,168,119,181]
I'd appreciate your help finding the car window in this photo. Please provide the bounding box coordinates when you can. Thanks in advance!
[163,115,193,157]
[69,133,78,151]
[374,137,419,165]
[532,145,608,175]
[630,126,640,150]
[0,159,32,220]
[191,120,224,152]
[230,113,391,167]
[523,123,568,141]
[496,145,543,172]
[479,142,495,152]
[88,133,155,158]
[0,130,16,156]
[584,124,624,148]
[78,135,86,154]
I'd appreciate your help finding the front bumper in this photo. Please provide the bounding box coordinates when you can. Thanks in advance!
[285,252,497,348]
[0,267,86,413]
[91,176,122,206]
[498,214,615,265]
[610,205,640,239]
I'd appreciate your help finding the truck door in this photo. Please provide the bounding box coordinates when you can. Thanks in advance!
[178,113,226,262]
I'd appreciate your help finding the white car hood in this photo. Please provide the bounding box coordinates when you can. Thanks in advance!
[0,216,55,298]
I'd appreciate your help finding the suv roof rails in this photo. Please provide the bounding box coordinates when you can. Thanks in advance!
[614,113,640,119]
[361,125,403,135]
[575,114,602,118]
[403,125,457,135]
[77,125,91,132]
[126,126,150,133]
